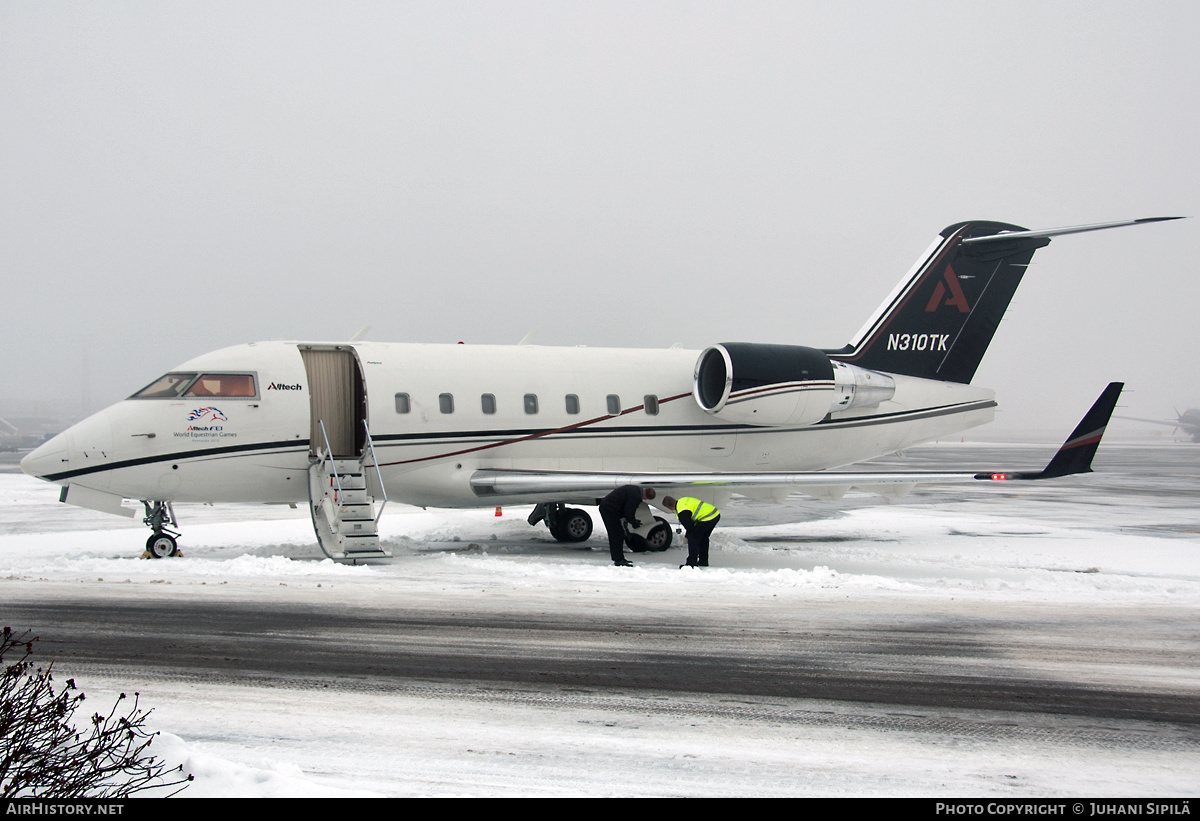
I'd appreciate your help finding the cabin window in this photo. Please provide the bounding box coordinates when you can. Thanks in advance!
[439,393,454,414]
[644,395,659,415]
[607,394,621,415]
[131,373,198,399]
[184,373,257,398]
[395,393,411,414]
[481,394,496,414]
[565,394,580,415]
[524,394,538,414]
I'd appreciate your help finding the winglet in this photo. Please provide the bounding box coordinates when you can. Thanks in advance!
[1035,382,1124,478]
[976,382,1123,481]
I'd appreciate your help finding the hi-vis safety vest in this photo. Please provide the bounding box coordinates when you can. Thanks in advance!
[675,497,720,523]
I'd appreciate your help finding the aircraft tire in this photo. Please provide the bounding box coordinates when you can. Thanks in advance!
[560,508,593,543]
[145,534,179,559]
[646,518,673,552]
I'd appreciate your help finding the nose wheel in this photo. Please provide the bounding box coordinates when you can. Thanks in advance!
[141,500,182,558]
[145,533,179,559]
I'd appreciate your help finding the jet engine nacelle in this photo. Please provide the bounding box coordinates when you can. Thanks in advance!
[693,343,895,427]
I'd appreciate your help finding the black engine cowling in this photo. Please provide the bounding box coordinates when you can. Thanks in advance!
[694,343,894,426]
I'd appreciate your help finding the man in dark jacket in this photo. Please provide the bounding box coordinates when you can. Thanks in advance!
[598,485,655,566]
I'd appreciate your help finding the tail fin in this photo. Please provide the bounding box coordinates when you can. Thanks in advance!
[828,220,1047,383]
[828,216,1182,383]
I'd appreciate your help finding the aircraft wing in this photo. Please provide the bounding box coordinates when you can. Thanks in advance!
[470,383,1124,502]
[1115,415,1178,427]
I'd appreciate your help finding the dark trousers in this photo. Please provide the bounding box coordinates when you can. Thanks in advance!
[599,507,627,562]
[684,514,719,566]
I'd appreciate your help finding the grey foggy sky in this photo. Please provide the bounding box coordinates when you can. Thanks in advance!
[1,1,1196,433]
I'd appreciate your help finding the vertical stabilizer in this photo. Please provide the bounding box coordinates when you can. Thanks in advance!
[830,217,1182,383]
[829,221,1049,383]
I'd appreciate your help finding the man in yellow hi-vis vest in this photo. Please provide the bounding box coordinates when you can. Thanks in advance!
[662,495,721,568]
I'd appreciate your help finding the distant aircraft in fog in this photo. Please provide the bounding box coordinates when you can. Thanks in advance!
[0,415,55,453]
[1118,409,1200,443]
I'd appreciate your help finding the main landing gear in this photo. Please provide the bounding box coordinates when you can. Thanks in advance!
[623,513,673,553]
[141,500,182,559]
[527,502,673,552]
[529,503,593,543]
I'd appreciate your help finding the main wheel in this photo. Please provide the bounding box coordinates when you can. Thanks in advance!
[559,508,593,543]
[645,518,673,552]
[145,533,179,559]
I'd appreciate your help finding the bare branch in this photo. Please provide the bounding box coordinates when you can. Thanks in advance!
[1,626,193,798]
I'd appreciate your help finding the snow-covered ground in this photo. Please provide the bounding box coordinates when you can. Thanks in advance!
[2,443,1198,796]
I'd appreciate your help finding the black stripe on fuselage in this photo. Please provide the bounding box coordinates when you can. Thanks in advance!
[40,439,312,483]
[38,399,995,482]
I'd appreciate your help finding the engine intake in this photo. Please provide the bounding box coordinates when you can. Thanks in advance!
[694,343,894,426]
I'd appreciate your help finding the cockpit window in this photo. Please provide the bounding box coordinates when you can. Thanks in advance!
[184,374,257,397]
[131,373,198,399]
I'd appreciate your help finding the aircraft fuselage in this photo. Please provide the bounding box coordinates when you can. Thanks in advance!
[22,340,995,509]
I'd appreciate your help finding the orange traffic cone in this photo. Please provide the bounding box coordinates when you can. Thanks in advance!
[494,506,502,517]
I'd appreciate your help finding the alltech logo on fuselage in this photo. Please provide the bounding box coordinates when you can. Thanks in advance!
[267,382,303,391]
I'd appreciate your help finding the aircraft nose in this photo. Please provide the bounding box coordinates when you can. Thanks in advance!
[20,431,69,481]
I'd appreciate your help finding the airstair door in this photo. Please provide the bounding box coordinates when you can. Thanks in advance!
[299,346,389,560]
[300,347,365,458]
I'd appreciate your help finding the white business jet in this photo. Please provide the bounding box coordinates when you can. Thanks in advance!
[20,218,1180,559]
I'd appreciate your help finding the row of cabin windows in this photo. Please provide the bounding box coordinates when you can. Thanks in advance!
[394,393,660,416]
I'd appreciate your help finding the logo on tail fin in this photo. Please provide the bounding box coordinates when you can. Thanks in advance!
[924,265,971,313]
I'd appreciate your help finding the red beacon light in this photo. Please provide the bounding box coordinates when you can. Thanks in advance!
[991,473,1008,481]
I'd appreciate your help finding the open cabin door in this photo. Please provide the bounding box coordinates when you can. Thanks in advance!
[299,345,390,561]
[300,347,366,458]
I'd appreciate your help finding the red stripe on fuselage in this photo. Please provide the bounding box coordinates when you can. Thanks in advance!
[374,391,694,467]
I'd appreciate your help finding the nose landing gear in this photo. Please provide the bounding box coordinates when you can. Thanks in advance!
[141,500,182,558]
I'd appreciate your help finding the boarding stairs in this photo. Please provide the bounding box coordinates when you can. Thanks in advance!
[308,421,392,560]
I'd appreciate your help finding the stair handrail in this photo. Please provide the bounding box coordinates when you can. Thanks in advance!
[317,419,344,503]
[363,419,388,523]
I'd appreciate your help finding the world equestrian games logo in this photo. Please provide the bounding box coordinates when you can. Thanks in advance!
[187,407,228,423]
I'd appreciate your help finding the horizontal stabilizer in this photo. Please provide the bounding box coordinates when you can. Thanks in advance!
[960,217,1183,244]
